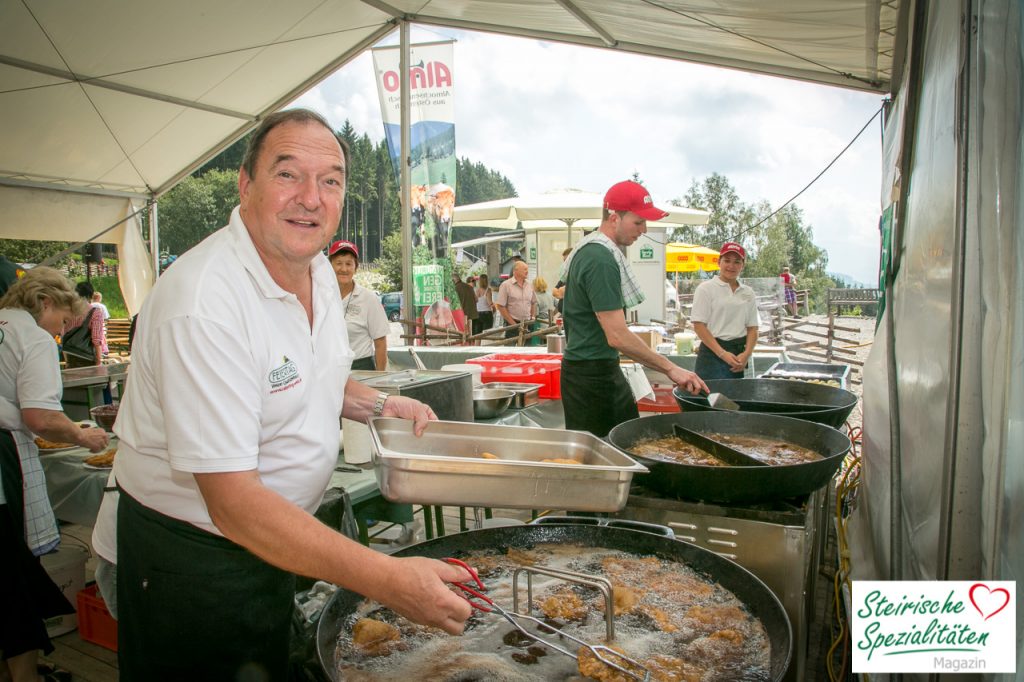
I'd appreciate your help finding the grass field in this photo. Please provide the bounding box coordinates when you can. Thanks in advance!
[79,275,129,319]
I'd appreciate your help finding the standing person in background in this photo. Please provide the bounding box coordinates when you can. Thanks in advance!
[452,273,478,334]
[62,281,105,368]
[533,276,555,322]
[780,266,799,317]
[495,261,536,340]
[691,242,760,380]
[473,275,494,337]
[0,267,109,682]
[92,109,471,681]
[91,292,110,322]
[328,240,389,370]
[552,247,572,316]
[559,181,706,437]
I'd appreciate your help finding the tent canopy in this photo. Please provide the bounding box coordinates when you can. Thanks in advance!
[0,0,900,245]
[452,189,711,231]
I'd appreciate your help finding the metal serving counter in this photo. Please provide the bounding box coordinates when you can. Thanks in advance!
[61,362,130,421]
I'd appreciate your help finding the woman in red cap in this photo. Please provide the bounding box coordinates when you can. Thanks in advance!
[328,240,390,370]
[690,241,760,380]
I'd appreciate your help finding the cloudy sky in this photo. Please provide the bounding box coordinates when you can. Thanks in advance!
[294,27,885,285]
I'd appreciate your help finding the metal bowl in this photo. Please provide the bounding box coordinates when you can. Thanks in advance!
[471,387,515,419]
[89,402,120,430]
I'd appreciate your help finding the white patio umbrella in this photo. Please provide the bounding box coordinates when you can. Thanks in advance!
[451,189,710,230]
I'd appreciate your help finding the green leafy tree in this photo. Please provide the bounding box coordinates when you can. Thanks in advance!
[0,239,75,265]
[671,172,756,248]
[157,169,239,255]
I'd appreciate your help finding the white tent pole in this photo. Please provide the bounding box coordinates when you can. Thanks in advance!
[150,198,160,282]
[399,21,414,325]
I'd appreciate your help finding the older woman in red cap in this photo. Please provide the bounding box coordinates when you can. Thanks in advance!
[328,240,390,370]
[690,241,760,380]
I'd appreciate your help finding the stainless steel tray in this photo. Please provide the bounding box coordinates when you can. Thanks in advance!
[367,418,647,512]
[481,381,543,408]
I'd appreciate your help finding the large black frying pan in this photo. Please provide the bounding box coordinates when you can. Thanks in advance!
[674,379,858,429]
[317,519,792,681]
[608,412,851,503]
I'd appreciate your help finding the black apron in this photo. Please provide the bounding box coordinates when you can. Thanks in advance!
[351,355,376,371]
[560,358,639,438]
[0,430,74,658]
[694,336,748,381]
[116,491,294,681]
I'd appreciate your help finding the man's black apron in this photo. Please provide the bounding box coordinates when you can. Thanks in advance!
[117,491,294,681]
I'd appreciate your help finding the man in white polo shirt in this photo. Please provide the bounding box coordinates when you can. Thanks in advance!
[93,109,471,681]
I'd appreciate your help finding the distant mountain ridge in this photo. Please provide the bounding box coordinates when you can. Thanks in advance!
[829,272,871,288]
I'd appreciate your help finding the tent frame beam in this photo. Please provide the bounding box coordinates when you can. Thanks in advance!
[403,14,888,93]
[0,175,149,200]
[0,55,256,121]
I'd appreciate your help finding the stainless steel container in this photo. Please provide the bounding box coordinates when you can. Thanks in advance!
[368,418,647,511]
[480,382,543,408]
[546,334,565,353]
[359,370,473,422]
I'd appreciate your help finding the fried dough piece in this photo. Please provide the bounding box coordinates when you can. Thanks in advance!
[84,449,116,467]
[352,617,401,656]
[638,604,679,633]
[539,590,587,620]
[541,458,580,465]
[480,452,500,459]
[709,628,744,645]
[35,437,74,450]
[506,547,542,566]
[577,645,637,682]
[684,605,748,631]
[596,584,642,616]
[644,654,705,682]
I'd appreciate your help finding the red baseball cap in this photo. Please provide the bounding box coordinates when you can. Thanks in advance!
[327,240,359,261]
[603,181,670,221]
[719,241,746,259]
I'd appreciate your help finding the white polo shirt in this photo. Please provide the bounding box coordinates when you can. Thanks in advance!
[342,284,389,360]
[690,276,760,340]
[0,309,64,503]
[94,207,352,551]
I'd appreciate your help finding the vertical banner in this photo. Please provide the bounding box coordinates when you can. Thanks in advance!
[372,41,456,264]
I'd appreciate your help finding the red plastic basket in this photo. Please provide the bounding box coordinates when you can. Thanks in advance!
[77,584,118,651]
[637,385,681,413]
[469,354,562,398]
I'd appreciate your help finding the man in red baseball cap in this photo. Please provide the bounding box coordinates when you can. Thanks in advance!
[557,180,706,437]
[690,240,760,380]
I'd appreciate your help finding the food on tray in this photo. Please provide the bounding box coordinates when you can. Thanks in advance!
[479,452,500,459]
[35,437,75,450]
[333,543,770,681]
[631,433,822,466]
[541,457,580,465]
[84,448,117,467]
[351,618,401,656]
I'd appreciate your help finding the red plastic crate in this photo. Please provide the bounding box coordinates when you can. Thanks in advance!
[469,354,562,398]
[637,385,681,413]
[77,584,118,651]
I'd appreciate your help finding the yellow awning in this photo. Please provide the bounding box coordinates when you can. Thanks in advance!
[666,243,720,273]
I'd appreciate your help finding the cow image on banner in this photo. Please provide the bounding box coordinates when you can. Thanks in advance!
[372,41,457,262]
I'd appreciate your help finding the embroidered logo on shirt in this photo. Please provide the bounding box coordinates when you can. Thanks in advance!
[268,356,300,392]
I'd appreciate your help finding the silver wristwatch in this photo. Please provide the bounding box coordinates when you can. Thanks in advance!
[372,392,389,417]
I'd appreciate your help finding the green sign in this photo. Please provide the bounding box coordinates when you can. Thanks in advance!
[640,246,654,260]
[413,264,444,307]
[529,246,537,261]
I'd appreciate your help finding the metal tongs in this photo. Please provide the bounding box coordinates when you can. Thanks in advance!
[444,558,653,682]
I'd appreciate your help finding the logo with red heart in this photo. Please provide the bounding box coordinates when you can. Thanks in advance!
[969,583,1010,621]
